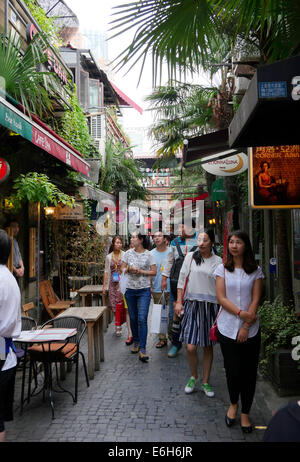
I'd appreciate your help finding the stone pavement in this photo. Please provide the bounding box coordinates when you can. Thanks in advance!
[5,305,295,443]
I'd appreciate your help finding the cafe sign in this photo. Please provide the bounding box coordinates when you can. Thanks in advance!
[26,23,68,86]
[0,157,10,183]
[201,152,248,176]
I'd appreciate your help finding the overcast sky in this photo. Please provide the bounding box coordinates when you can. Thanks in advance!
[66,0,154,131]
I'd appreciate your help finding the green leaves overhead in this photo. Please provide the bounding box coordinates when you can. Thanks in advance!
[9,172,75,209]
[109,0,300,83]
[0,29,59,118]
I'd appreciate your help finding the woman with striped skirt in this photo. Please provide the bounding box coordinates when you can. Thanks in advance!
[175,229,222,397]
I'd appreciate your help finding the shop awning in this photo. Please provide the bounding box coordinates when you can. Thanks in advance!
[229,55,300,148]
[183,129,238,168]
[0,95,90,176]
[110,82,143,115]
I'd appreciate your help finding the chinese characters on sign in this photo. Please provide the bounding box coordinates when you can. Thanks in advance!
[250,145,300,209]
[258,81,287,98]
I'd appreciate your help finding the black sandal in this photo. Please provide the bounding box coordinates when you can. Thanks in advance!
[155,340,167,349]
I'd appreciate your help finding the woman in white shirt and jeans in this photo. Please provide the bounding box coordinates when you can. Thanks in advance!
[175,229,222,398]
[214,230,264,434]
[0,229,21,442]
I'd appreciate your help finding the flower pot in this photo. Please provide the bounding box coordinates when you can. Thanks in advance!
[264,347,300,396]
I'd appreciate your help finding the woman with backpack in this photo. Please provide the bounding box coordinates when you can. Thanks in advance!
[175,228,222,397]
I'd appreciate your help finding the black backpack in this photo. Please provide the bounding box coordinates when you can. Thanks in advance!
[170,238,197,298]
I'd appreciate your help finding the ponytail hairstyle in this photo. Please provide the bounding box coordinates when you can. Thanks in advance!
[193,228,215,266]
[224,230,258,274]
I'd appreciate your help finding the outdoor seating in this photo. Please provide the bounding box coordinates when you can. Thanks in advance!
[39,280,75,318]
[27,316,89,416]
[22,302,35,317]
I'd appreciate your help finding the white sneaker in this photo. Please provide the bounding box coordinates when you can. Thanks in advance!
[200,383,215,397]
[184,376,198,394]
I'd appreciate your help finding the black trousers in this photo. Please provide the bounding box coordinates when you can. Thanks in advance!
[0,363,17,432]
[218,329,261,414]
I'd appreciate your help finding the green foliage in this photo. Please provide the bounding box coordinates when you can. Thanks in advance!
[9,172,75,208]
[258,296,300,370]
[100,140,147,202]
[169,165,206,200]
[110,0,300,82]
[147,82,216,157]
[57,87,99,158]
[24,0,62,48]
[0,29,58,118]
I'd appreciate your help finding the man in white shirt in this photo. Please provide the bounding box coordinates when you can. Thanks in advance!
[0,229,21,442]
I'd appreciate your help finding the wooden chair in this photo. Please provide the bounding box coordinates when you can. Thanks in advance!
[22,302,35,317]
[39,280,75,319]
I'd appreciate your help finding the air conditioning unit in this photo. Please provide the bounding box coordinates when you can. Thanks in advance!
[233,77,250,95]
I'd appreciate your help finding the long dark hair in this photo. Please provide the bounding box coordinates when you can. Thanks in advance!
[109,235,123,254]
[224,230,258,274]
[193,228,215,266]
[130,232,151,250]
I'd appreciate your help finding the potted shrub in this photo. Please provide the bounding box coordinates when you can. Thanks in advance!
[258,296,300,396]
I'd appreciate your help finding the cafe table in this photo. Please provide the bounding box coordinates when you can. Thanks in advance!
[77,284,104,306]
[57,305,107,380]
[14,327,77,418]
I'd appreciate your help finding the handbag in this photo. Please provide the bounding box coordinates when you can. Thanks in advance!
[119,269,128,295]
[150,292,169,334]
[115,300,127,327]
[209,265,225,342]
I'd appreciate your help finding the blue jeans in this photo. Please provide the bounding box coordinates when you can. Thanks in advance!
[125,287,151,351]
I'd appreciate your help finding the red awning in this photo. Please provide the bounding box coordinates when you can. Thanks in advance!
[174,193,209,210]
[0,95,90,176]
[110,82,143,115]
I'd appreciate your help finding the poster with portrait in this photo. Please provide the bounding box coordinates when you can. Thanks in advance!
[249,145,300,209]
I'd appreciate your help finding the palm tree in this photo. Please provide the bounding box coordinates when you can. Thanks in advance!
[146,82,217,157]
[109,0,300,82]
[99,140,147,202]
[0,29,59,118]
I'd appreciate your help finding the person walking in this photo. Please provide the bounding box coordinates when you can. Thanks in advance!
[161,221,198,358]
[151,231,172,348]
[0,229,21,442]
[103,236,129,338]
[214,230,264,434]
[175,229,222,397]
[121,232,156,362]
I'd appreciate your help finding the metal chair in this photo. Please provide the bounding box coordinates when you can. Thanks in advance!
[14,315,38,412]
[27,316,89,418]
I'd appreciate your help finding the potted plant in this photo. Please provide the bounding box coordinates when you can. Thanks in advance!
[258,296,300,396]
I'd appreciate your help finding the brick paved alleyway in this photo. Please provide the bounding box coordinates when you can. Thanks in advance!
[5,305,289,443]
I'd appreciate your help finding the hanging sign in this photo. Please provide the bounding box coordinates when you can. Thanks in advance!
[0,157,10,183]
[249,145,300,209]
[201,152,248,176]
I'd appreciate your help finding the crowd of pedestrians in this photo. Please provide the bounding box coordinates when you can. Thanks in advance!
[1,224,299,442]
[102,224,268,434]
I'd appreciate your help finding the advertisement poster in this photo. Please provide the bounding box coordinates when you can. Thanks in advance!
[249,145,300,208]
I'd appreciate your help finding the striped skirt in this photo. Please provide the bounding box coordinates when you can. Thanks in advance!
[179,299,220,347]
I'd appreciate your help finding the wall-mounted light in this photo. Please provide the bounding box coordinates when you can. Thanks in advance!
[44,206,55,217]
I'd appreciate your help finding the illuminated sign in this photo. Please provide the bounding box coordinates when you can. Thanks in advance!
[249,145,300,209]
[201,152,248,176]
[0,157,10,183]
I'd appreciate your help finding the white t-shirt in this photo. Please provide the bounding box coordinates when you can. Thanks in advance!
[213,263,264,339]
[122,249,156,290]
[0,265,22,371]
[178,252,222,303]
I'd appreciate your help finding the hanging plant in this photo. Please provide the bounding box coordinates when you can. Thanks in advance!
[8,172,75,209]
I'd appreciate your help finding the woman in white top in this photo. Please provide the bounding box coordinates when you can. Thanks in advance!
[175,229,222,398]
[214,230,264,434]
[121,232,156,362]
[0,229,21,442]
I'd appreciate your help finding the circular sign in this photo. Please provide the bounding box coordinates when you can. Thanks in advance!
[202,153,248,176]
[0,157,10,183]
